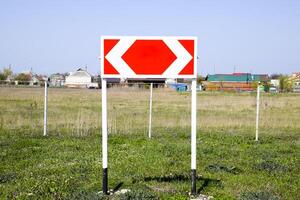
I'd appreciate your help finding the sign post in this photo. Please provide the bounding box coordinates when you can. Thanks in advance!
[102,78,108,194]
[255,84,260,141]
[148,82,153,138]
[43,81,48,136]
[101,36,197,194]
[191,79,197,194]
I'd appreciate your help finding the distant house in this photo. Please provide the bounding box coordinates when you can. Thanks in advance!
[65,68,92,88]
[269,79,280,93]
[30,75,40,85]
[94,78,120,88]
[5,75,15,82]
[165,78,177,84]
[126,78,165,88]
[24,73,47,86]
[270,79,280,87]
[165,78,191,84]
[291,72,300,93]
[49,73,65,87]
[204,73,269,91]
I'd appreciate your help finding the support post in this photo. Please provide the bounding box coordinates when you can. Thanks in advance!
[43,81,48,136]
[191,79,197,195]
[148,83,153,138]
[255,84,260,141]
[102,78,108,194]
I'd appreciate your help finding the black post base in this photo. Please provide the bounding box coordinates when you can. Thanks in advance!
[191,169,197,195]
[103,168,108,194]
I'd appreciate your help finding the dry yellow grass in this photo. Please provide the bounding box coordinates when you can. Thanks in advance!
[0,86,299,136]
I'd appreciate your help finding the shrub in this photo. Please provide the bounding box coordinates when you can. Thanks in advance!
[15,73,31,82]
[0,73,5,81]
[279,76,294,92]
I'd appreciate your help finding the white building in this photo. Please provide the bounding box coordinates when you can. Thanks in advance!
[65,68,92,88]
[270,79,280,87]
[165,78,177,84]
[291,72,300,93]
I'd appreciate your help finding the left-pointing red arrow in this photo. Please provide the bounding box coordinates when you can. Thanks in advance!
[104,39,120,74]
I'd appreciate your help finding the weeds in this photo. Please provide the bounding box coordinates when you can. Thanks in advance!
[205,164,241,174]
[253,161,288,173]
[0,173,17,184]
[240,191,280,200]
[120,186,159,200]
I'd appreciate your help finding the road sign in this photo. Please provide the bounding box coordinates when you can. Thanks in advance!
[100,35,198,195]
[101,36,197,78]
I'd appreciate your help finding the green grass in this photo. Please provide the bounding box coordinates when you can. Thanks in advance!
[0,128,299,199]
[0,87,299,199]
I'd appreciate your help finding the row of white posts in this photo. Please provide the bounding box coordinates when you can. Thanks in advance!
[43,82,48,136]
[255,84,260,141]
[42,81,261,194]
[148,83,261,141]
[148,83,153,138]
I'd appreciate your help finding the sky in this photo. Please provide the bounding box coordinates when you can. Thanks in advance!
[0,0,299,76]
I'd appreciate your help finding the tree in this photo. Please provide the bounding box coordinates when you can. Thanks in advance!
[251,81,259,90]
[3,67,13,78]
[15,73,31,82]
[197,75,204,84]
[0,67,13,81]
[0,73,5,81]
[279,75,294,92]
[263,82,271,92]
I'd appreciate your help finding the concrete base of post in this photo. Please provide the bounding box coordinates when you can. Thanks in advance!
[191,169,197,195]
[103,168,108,194]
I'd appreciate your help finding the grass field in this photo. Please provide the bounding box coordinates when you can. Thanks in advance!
[0,87,299,199]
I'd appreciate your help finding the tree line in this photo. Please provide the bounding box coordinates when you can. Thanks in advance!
[0,67,32,82]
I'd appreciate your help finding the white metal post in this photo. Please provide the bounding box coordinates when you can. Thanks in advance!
[43,81,48,136]
[148,83,153,138]
[255,84,260,141]
[191,79,197,194]
[102,78,108,194]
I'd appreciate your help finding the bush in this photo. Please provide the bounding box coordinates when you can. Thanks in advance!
[251,81,259,90]
[263,82,270,92]
[0,73,5,81]
[15,73,31,82]
[279,76,294,92]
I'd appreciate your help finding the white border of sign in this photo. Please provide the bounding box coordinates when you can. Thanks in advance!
[100,36,197,79]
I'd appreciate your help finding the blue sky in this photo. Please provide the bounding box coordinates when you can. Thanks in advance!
[0,0,299,76]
